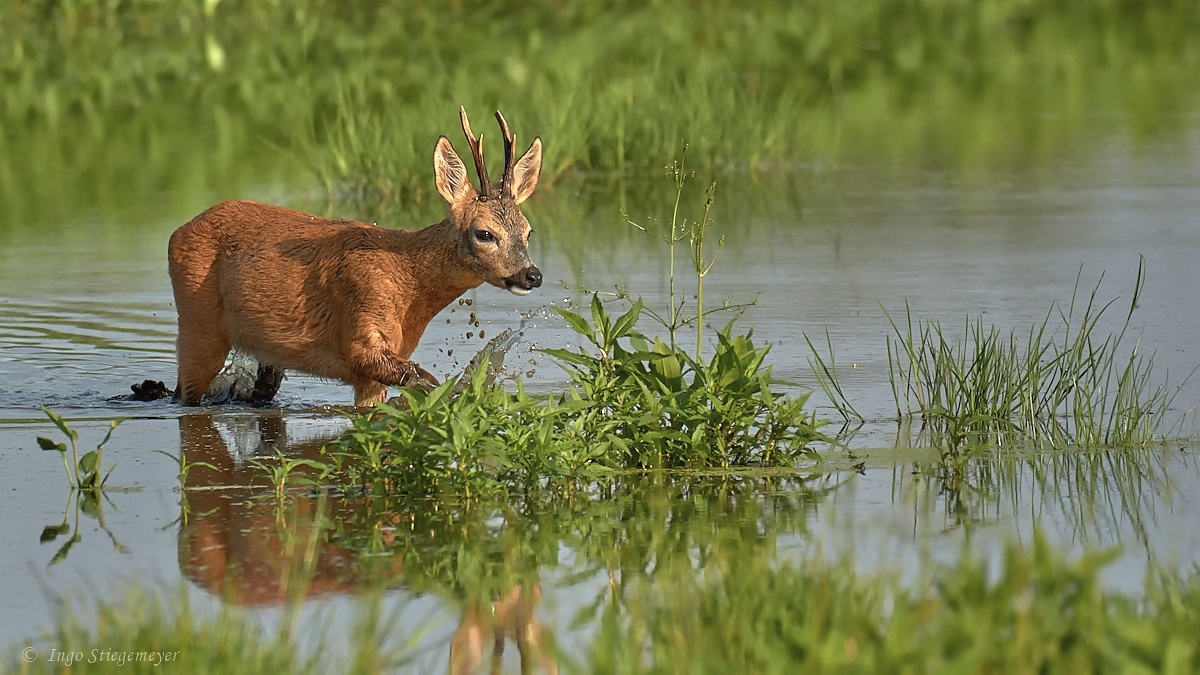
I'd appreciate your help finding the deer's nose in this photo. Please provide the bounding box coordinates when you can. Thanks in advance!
[505,266,542,293]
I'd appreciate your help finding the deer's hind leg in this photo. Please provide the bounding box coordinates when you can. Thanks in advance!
[171,276,231,405]
[168,225,236,405]
[175,329,232,405]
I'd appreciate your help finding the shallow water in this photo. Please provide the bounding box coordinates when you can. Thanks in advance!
[1,120,1199,667]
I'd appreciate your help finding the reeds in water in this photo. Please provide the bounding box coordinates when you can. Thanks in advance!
[884,257,1191,451]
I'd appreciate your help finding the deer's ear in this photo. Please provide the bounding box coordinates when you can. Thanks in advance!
[434,136,475,204]
[511,138,542,205]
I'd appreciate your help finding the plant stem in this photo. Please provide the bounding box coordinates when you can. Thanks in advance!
[693,181,717,361]
[667,150,686,348]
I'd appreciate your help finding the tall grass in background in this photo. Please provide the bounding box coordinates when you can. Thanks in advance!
[3,0,1199,218]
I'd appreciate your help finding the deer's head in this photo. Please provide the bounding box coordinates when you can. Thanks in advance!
[434,108,543,296]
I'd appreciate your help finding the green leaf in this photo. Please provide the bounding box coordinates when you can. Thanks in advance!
[37,436,66,453]
[650,338,683,383]
[541,348,597,367]
[468,352,492,390]
[96,418,124,451]
[554,307,592,338]
[422,377,458,410]
[591,294,610,345]
[611,299,643,341]
[40,522,70,543]
[42,407,78,443]
[78,450,98,475]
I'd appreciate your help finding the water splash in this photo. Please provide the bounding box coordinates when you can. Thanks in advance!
[451,328,522,395]
[450,304,560,394]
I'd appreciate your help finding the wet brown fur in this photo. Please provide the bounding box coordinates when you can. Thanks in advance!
[168,111,542,406]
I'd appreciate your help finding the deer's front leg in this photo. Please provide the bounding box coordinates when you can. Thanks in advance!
[346,328,440,405]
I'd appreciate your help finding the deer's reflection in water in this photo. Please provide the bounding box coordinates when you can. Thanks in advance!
[176,413,557,674]
[451,584,556,675]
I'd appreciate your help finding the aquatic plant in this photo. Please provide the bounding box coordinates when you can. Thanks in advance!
[812,257,1193,454]
[7,586,421,675]
[10,527,1200,674]
[624,145,730,358]
[586,533,1200,674]
[547,296,822,469]
[36,407,120,492]
[32,409,128,565]
[326,308,824,498]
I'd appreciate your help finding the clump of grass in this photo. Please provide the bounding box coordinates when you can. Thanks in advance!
[586,533,1200,674]
[8,586,420,675]
[893,258,1189,451]
[814,257,1193,454]
[326,299,824,499]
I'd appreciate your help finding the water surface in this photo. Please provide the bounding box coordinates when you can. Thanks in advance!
[1,119,1198,667]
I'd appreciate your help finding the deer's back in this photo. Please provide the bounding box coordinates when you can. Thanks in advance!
[169,200,412,373]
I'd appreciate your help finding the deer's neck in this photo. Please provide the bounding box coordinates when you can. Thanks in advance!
[386,219,482,327]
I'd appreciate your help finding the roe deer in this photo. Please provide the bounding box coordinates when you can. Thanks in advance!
[168,107,543,406]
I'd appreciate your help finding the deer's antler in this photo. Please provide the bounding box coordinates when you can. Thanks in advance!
[459,106,490,197]
[496,110,516,197]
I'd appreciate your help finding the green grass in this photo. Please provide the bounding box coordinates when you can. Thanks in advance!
[324,299,826,499]
[3,0,1199,219]
[586,533,1200,674]
[3,587,422,675]
[8,531,1200,674]
[812,257,1194,455]
[296,0,1200,203]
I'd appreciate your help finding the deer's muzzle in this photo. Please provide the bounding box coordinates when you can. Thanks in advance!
[505,266,543,296]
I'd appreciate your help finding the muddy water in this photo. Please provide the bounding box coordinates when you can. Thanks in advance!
[1,129,1198,661]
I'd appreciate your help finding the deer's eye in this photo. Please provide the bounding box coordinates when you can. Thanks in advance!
[474,229,496,243]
